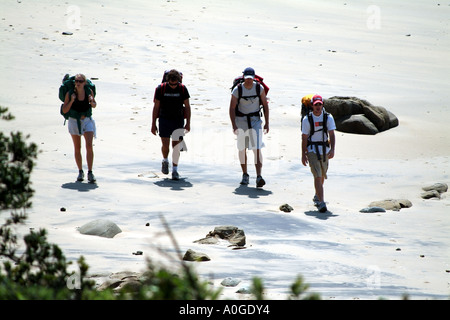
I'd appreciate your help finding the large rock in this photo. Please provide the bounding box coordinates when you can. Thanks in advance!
[78,219,122,238]
[324,96,399,135]
[335,114,379,135]
[194,226,246,247]
[182,249,210,262]
[368,199,412,211]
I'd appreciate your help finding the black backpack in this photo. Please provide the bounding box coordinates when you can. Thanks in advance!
[306,110,329,162]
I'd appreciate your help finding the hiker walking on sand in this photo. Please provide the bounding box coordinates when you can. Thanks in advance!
[151,69,191,180]
[301,94,336,213]
[229,67,269,188]
[61,73,97,183]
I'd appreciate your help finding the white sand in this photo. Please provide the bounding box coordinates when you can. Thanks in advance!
[1,0,449,300]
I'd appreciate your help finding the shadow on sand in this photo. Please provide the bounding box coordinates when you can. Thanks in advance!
[154,178,193,191]
[61,181,98,192]
[233,184,273,199]
[304,210,338,220]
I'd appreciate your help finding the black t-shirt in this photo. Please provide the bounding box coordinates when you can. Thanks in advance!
[71,92,91,113]
[154,83,190,119]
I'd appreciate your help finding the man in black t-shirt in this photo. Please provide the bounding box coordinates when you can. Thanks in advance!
[151,69,191,180]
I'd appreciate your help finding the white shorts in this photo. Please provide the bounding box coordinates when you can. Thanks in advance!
[68,117,96,138]
[235,116,265,150]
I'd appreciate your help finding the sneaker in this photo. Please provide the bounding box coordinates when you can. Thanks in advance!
[88,171,96,183]
[172,170,180,180]
[256,175,266,188]
[161,160,169,174]
[77,170,84,182]
[318,201,328,213]
[240,173,249,185]
[313,195,320,207]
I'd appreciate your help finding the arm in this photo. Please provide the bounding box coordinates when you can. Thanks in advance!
[151,99,160,135]
[62,92,75,114]
[183,98,191,133]
[259,89,269,133]
[301,133,309,166]
[89,94,97,108]
[328,129,335,159]
[229,94,238,134]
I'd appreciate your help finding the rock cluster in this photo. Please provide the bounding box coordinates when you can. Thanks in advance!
[421,182,448,199]
[324,96,399,135]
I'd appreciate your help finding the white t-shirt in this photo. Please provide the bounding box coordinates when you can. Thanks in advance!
[232,82,263,114]
[301,111,336,154]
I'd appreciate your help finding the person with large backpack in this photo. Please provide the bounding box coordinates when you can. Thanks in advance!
[229,67,269,188]
[61,73,97,183]
[301,95,336,213]
[151,69,191,180]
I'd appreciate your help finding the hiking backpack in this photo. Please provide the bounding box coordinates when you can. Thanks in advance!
[59,74,96,120]
[231,74,269,108]
[157,70,187,119]
[306,110,329,162]
[161,69,183,83]
[230,74,269,129]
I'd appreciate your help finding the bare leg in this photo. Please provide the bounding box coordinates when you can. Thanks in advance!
[71,134,82,170]
[84,131,94,171]
[314,176,325,202]
[253,149,263,176]
[161,137,170,159]
[239,149,247,174]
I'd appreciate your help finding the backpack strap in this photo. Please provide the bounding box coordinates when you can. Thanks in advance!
[235,82,262,129]
[306,111,329,162]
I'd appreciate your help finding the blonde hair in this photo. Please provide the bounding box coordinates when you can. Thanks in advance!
[75,73,87,81]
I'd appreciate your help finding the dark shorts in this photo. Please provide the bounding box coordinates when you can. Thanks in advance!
[158,117,185,139]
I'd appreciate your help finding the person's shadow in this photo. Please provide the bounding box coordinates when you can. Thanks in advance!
[233,184,272,199]
[154,178,193,191]
[304,210,338,220]
[61,181,98,192]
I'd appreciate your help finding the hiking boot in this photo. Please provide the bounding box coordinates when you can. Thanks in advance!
[77,170,84,182]
[172,170,180,181]
[256,175,266,188]
[318,201,327,213]
[88,170,96,183]
[313,195,320,207]
[161,160,169,174]
[240,173,249,185]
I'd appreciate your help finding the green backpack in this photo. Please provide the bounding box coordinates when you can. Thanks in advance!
[59,74,96,132]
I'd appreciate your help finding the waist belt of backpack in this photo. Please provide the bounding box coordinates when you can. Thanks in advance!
[235,109,260,129]
[71,113,91,135]
[307,140,329,162]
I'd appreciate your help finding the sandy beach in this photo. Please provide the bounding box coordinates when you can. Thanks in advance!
[1,0,449,300]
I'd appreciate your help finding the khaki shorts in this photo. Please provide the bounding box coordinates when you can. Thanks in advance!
[307,152,329,179]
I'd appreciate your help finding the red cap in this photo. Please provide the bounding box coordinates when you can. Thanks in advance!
[312,94,323,105]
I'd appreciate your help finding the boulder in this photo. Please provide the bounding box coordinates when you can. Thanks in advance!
[182,249,210,262]
[324,96,399,135]
[368,199,412,211]
[335,114,379,135]
[78,219,122,238]
[422,183,448,194]
[421,190,441,199]
[195,226,246,247]
[359,206,386,213]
